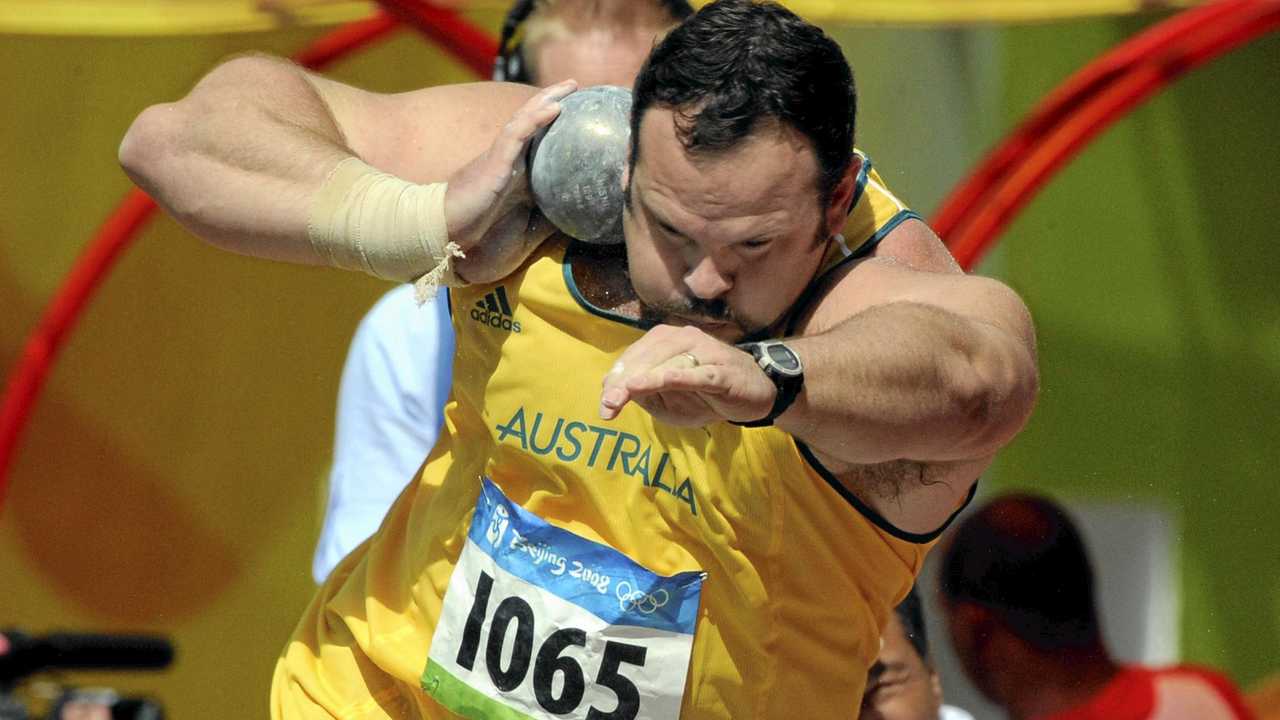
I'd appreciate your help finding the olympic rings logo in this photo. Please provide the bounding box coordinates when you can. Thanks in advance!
[615,581,669,615]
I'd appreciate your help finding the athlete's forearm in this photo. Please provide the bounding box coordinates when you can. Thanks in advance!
[119,54,351,265]
[778,301,1038,465]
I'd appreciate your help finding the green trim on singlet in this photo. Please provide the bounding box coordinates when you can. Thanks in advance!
[795,441,979,545]
[847,149,872,218]
[845,206,920,261]
[844,208,921,267]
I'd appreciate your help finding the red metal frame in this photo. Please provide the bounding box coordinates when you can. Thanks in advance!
[933,0,1280,268]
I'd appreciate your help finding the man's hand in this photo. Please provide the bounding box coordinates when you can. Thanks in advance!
[599,325,778,427]
[446,80,578,284]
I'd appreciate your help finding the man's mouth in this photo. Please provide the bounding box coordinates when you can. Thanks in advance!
[674,316,742,339]
[674,314,729,328]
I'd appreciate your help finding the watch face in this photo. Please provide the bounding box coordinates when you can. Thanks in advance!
[765,343,802,374]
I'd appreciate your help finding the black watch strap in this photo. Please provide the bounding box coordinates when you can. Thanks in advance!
[731,379,802,428]
[730,341,804,428]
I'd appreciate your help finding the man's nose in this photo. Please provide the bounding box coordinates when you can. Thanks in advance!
[683,256,733,299]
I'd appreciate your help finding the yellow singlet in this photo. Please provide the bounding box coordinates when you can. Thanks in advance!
[273,153,945,720]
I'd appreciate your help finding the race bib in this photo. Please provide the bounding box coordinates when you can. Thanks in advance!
[423,478,705,720]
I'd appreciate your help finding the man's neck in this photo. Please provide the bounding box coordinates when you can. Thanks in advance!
[1004,648,1121,720]
[568,240,642,317]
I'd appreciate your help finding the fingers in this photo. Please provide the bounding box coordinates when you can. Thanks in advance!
[507,80,577,146]
[441,82,580,273]
[633,390,719,428]
[492,80,578,180]
[599,344,720,420]
[600,326,703,419]
[598,325,775,427]
[600,365,724,426]
[600,362,632,420]
[608,325,702,382]
[629,365,724,397]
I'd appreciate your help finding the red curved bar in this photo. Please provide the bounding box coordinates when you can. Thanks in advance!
[295,10,400,69]
[0,5,496,511]
[372,0,498,77]
[941,2,1280,268]
[0,189,156,510]
[932,0,1256,242]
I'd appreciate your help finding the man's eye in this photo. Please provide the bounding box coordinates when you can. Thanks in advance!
[656,224,687,245]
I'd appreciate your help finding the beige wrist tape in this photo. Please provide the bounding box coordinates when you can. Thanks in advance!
[307,157,466,301]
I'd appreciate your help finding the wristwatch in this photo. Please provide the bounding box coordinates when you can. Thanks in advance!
[731,339,804,428]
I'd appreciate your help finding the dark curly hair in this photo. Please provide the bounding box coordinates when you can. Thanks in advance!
[629,0,857,207]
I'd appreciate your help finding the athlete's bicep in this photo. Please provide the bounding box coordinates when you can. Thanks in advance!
[307,77,540,184]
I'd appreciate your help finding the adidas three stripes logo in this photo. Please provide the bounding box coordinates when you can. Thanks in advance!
[468,286,522,333]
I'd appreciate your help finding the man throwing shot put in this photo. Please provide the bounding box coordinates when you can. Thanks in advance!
[119,1,1038,717]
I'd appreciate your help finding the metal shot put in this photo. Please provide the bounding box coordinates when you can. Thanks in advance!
[529,85,632,244]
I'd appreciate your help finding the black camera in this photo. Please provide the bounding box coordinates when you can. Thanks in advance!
[0,631,172,720]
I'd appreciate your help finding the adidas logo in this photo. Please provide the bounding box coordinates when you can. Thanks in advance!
[469,286,522,333]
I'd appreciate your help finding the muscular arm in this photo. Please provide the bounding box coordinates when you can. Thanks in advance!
[782,219,1038,465]
[777,219,1038,528]
[601,208,1034,532]
[118,54,536,271]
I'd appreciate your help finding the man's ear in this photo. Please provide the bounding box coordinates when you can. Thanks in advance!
[824,154,862,234]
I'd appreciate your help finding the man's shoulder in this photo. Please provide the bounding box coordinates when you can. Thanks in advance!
[813,149,924,280]
[1058,665,1251,720]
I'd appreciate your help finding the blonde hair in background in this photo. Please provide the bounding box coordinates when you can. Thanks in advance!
[519,0,681,80]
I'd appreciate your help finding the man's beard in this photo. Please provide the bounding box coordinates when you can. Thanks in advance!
[638,295,762,340]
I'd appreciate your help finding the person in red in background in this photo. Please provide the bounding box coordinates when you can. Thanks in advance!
[938,493,1255,720]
